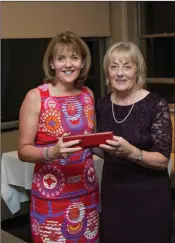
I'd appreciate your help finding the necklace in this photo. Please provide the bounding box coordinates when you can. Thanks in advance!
[111,89,140,124]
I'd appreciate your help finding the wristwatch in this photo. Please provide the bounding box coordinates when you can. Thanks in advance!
[135,149,143,162]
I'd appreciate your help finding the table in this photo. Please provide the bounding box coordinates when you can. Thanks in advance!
[1,151,104,214]
[1,151,33,214]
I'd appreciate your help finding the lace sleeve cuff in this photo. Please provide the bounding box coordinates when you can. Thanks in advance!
[151,99,172,159]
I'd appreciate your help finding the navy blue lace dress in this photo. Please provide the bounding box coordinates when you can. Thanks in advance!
[96,92,173,243]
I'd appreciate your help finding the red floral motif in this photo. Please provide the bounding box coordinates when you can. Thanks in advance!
[67,221,83,235]
[84,104,94,129]
[68,207,80,221]
[49,230,60,241]
[69,118,80,125]
[83,159,98,191]
[66,201,85,223]
[43,173,57,189]
[84,210,99,239]
[66,103,77,116]
[36,165,65,199]
[39,109,63,136]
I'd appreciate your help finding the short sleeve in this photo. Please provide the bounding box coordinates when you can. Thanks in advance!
[151,99,172,159]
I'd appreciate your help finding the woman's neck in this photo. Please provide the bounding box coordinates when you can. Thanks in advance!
[48,80,77,96]
[112,87,139,106]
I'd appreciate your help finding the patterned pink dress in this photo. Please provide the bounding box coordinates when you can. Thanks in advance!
[30,84,100,243]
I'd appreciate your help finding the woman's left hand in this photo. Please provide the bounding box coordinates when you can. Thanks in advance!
[99,136,133,158]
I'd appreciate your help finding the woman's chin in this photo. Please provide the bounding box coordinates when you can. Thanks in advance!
[113,86,128,92]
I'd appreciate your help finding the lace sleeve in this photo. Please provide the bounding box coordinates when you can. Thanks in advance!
[151,99,172,159]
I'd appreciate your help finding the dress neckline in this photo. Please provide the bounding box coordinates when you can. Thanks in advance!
[47,84,84,98]
[110,92,151,107]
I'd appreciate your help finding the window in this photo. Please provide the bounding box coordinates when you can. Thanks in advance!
[137,2,175,103]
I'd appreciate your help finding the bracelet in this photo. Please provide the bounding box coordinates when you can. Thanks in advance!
[136,149,143,162]
[132,149,143,162]
[45,147,50,161]
[40,147,52,163]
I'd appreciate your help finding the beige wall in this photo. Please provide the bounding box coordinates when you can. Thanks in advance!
[108,2,137,45]
[106,1,137,94]
[1,1,137,220]
[1,130,19,153]
[127,2,138,44]
[2,2,110,38]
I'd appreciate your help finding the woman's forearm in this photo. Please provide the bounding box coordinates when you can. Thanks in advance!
[18,145,48,163]
[128,145,169,170]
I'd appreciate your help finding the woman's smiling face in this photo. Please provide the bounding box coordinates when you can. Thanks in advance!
[50,45,83,85]
[108,53,138,92]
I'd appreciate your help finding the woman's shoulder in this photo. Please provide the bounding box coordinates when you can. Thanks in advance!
[25,88,40,102]
[82,86,94,103]
[82,85,94,97]
[143,90,168,105]
[25,83,48,100]
[140,90,169,116]
[20,88,40,114]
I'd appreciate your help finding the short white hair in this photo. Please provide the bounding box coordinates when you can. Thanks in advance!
[103,41,147,88]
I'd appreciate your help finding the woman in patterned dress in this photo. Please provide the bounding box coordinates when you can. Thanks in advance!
[18,31,100,243]
[95,41,173,242]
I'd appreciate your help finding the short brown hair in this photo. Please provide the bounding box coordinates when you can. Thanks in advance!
[103,41,147,88]
[43,31,91,88]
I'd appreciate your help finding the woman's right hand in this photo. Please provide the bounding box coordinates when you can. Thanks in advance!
[49,133,83,159]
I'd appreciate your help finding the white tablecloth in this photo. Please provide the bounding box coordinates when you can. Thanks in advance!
[1,150,104,214]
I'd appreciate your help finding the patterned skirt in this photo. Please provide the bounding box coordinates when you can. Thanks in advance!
[30,191,100,243]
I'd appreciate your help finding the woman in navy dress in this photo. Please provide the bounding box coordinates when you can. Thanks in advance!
[96,41,173,243]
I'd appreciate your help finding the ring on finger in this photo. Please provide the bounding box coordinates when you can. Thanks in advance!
[109,151,115,155]
[63,153,71,158]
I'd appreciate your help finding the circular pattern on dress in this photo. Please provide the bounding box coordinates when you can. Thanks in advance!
[40,220,66,243]
[40,108,64,136]
[84,210,99,239]
[31,218,40,235]
[36,165,65,199]
[83,159,98,191]
[62,98,82,126]
[66,201,85,223]
[67,221,83,235]
[43,173,57,189]
[61,216,87,240]
[44,97,57,109]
